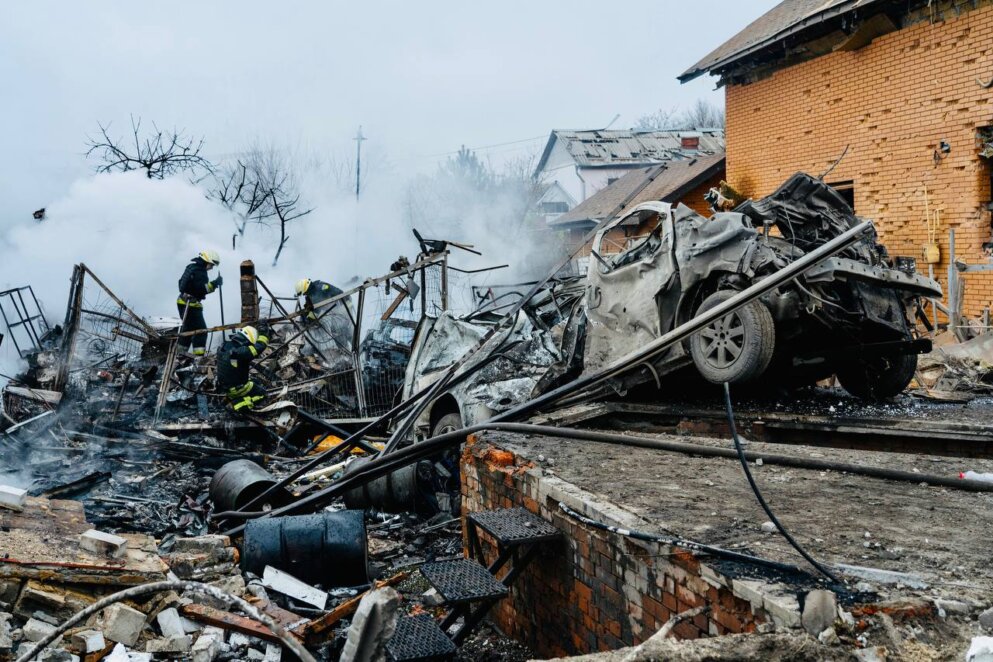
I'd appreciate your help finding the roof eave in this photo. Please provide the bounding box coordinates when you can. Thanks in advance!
[677,0,886,84]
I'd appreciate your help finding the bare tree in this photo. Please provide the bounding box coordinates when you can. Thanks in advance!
[242,148,313,266]
[86,116,213,180]
[633,106,680,131]
[210,159,271,247]
[634,99,725,131]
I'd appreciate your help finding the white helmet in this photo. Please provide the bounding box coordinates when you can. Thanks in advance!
[295,278,312,296]
[239,326,259,344]
[199,250,220,266]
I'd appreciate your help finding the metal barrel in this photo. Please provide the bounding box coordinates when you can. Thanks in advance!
[241,510,368,587]
[210,459,287,513]
[342,457,422,513]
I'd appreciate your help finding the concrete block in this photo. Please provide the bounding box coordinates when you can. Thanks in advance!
[102,603,146,646]
[979,607,993,630]
[261,566,327,610]
[263,642,281,661]
[763,590,802,629]
[0,485,27,511]
[0,611,13,652]
[70,629,105,653]
[23,617,57,642]
[246,648,265,661]
[191,627,223,662]
[145,635,192,653]
[80,530,128,559]
[37,650,75,662]
[156,607,186,638]
[340,587,401,662]
[0,579,21,608]
[802,589,837,635]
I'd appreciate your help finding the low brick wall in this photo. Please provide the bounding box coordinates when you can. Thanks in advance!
[461,434,803,658]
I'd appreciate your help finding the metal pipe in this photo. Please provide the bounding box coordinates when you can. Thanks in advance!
[224,413,993,536]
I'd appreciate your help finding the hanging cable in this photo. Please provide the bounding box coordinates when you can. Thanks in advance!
[723,382,841,583]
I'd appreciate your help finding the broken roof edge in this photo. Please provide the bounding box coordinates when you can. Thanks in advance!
[677,0,886,84]
[551,153,725,227]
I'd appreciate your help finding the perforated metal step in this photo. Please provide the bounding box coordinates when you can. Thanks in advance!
[469,507,561,547]
[387,614,456,662]
[420,558,509,604]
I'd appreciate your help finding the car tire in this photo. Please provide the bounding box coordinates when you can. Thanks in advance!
[837,353,917,400]
[432,412,463,437]
[689,290,776,385]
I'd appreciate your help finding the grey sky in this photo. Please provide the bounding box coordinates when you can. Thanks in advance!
[0,1,777,219]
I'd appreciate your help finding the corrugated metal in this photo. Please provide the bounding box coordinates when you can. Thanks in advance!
[553,129,724,167]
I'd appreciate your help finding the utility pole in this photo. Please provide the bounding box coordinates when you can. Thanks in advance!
[354,126,366,200]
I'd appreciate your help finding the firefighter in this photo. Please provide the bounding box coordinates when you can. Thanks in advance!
[295,278,346,321]
[177,250,223,356]
[216,324,270,412]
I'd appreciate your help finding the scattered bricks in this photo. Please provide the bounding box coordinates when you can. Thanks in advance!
[156,607,186,638]
[70,629,105,654]
[145,635,192,654]
[191,626,225,662]
[102,603,147,646]
[79,530,127,559]
[802,590,838,636]
[23,617,57,642]
[0,485,27,511]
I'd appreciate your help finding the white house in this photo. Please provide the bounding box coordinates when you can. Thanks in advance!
[533,129,725,207]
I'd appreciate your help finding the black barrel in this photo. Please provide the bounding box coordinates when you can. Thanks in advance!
[242,510,368,587]
[209,459,289,512]
[343,457,422,513]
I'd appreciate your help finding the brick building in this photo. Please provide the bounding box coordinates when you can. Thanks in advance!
[680,0,993,317]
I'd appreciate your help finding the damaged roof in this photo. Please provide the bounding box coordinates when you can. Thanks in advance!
[551,152,725,227]
[678,0,887,82]
[534,129,725,174]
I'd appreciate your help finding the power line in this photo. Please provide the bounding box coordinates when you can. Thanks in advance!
[418,135,547,159]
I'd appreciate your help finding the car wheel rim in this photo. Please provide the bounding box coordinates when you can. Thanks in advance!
[699,313,745,369]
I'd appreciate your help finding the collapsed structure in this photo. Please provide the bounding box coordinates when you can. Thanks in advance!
[1,166,992,661]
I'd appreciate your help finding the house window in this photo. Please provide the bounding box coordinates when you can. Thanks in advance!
[828,180,855,209]
[541,201,569,214]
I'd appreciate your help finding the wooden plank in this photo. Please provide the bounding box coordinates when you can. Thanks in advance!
[180,603,304,644]
[297,571,410,639]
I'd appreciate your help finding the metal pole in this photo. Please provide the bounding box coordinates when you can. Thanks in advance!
[354,126,366,201]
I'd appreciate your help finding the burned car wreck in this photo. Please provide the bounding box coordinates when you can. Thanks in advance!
[406,173,943,433]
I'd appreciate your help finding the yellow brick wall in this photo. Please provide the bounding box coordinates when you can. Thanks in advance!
[725,4,993,318]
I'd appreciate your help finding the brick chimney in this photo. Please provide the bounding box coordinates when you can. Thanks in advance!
[681,135,700,150]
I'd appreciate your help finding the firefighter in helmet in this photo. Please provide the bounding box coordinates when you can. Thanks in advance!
[177,250,223,356]
[216,325,270,412]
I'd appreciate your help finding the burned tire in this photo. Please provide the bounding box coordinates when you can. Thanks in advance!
[837,353,917,400]
[432,412,463,437]
[689,290,775,385]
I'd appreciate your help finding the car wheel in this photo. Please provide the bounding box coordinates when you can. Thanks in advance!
[432,412,463,437]
[837,353,917,400]
[689,290,776,385]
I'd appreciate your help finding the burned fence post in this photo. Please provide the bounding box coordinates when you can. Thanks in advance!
[353,287,368,417]
[54,264,86,393]
[240,260,259,324]
[441,254,449,312]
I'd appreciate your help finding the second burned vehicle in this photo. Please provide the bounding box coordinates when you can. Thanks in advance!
[404,173,943,434]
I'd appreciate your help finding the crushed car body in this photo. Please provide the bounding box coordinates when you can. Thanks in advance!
[405,173,943,434]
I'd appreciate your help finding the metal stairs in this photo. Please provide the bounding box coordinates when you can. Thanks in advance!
[386,507,561,662]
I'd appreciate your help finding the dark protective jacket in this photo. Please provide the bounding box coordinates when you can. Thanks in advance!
[305,280,344,308]
[216,333,269,389]
[178,258,214,302]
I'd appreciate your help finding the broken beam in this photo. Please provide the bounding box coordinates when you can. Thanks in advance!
[180,603,304,644]
[296,571,410,640]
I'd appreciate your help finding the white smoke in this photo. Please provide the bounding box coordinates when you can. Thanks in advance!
[0,166,529,381]
[0,170,414,380]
